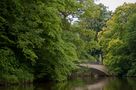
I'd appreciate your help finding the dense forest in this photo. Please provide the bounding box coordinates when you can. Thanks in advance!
[99,3,136,76]
[0,0,136,85]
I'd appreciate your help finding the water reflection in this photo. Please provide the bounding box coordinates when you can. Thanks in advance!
[0,84,34,90]
[74,78,108,90]
[1,77,136,90]
[104,78,136,90]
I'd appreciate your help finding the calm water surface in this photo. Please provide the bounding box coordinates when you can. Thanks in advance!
[1,77,136,90]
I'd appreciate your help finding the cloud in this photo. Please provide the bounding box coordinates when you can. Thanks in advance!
[95,0,136,11]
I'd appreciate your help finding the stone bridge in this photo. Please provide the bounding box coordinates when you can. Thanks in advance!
[79,63,109,76]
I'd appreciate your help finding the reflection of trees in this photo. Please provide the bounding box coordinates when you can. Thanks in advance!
[127,78,136,90]
[3,78,136,90]
[104,78,132,90]
[0,84,34,90]
[51,82,70,90]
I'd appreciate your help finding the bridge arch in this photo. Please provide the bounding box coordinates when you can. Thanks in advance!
[79,64,109,76]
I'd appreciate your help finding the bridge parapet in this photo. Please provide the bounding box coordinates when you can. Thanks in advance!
[79,63,109,76]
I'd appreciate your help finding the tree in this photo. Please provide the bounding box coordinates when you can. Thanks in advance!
[35,0,78,81]
[98,3,136,76]
[0,0,44,84]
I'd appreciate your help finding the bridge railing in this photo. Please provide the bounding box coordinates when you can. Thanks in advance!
[80,61,103,65]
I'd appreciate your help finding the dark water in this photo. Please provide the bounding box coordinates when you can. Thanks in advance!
[1,77,136,90]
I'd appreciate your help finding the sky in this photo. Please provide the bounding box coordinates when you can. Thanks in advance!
[95,0,136,11]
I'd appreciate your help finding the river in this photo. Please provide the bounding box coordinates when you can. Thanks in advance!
[0,77,136,90]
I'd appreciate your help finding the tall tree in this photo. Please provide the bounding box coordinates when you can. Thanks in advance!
[98,3,136,76]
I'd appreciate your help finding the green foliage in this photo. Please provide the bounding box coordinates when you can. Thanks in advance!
[0,0,44,84]
[71,1,112,61]
[0,48,33,84]
[36,40,78,81]
[0,0,111,84]
[79,2,111,33]
[125,14,136,76]
[99,3,136,76]
[34,0,78,81]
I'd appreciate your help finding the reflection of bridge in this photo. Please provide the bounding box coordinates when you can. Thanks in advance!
[74,78,109,90]
[79,63,109,76]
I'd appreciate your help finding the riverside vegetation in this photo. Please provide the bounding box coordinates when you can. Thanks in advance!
[0,0,136,85]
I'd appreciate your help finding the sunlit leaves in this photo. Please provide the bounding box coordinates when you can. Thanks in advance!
[99,3,136,76]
